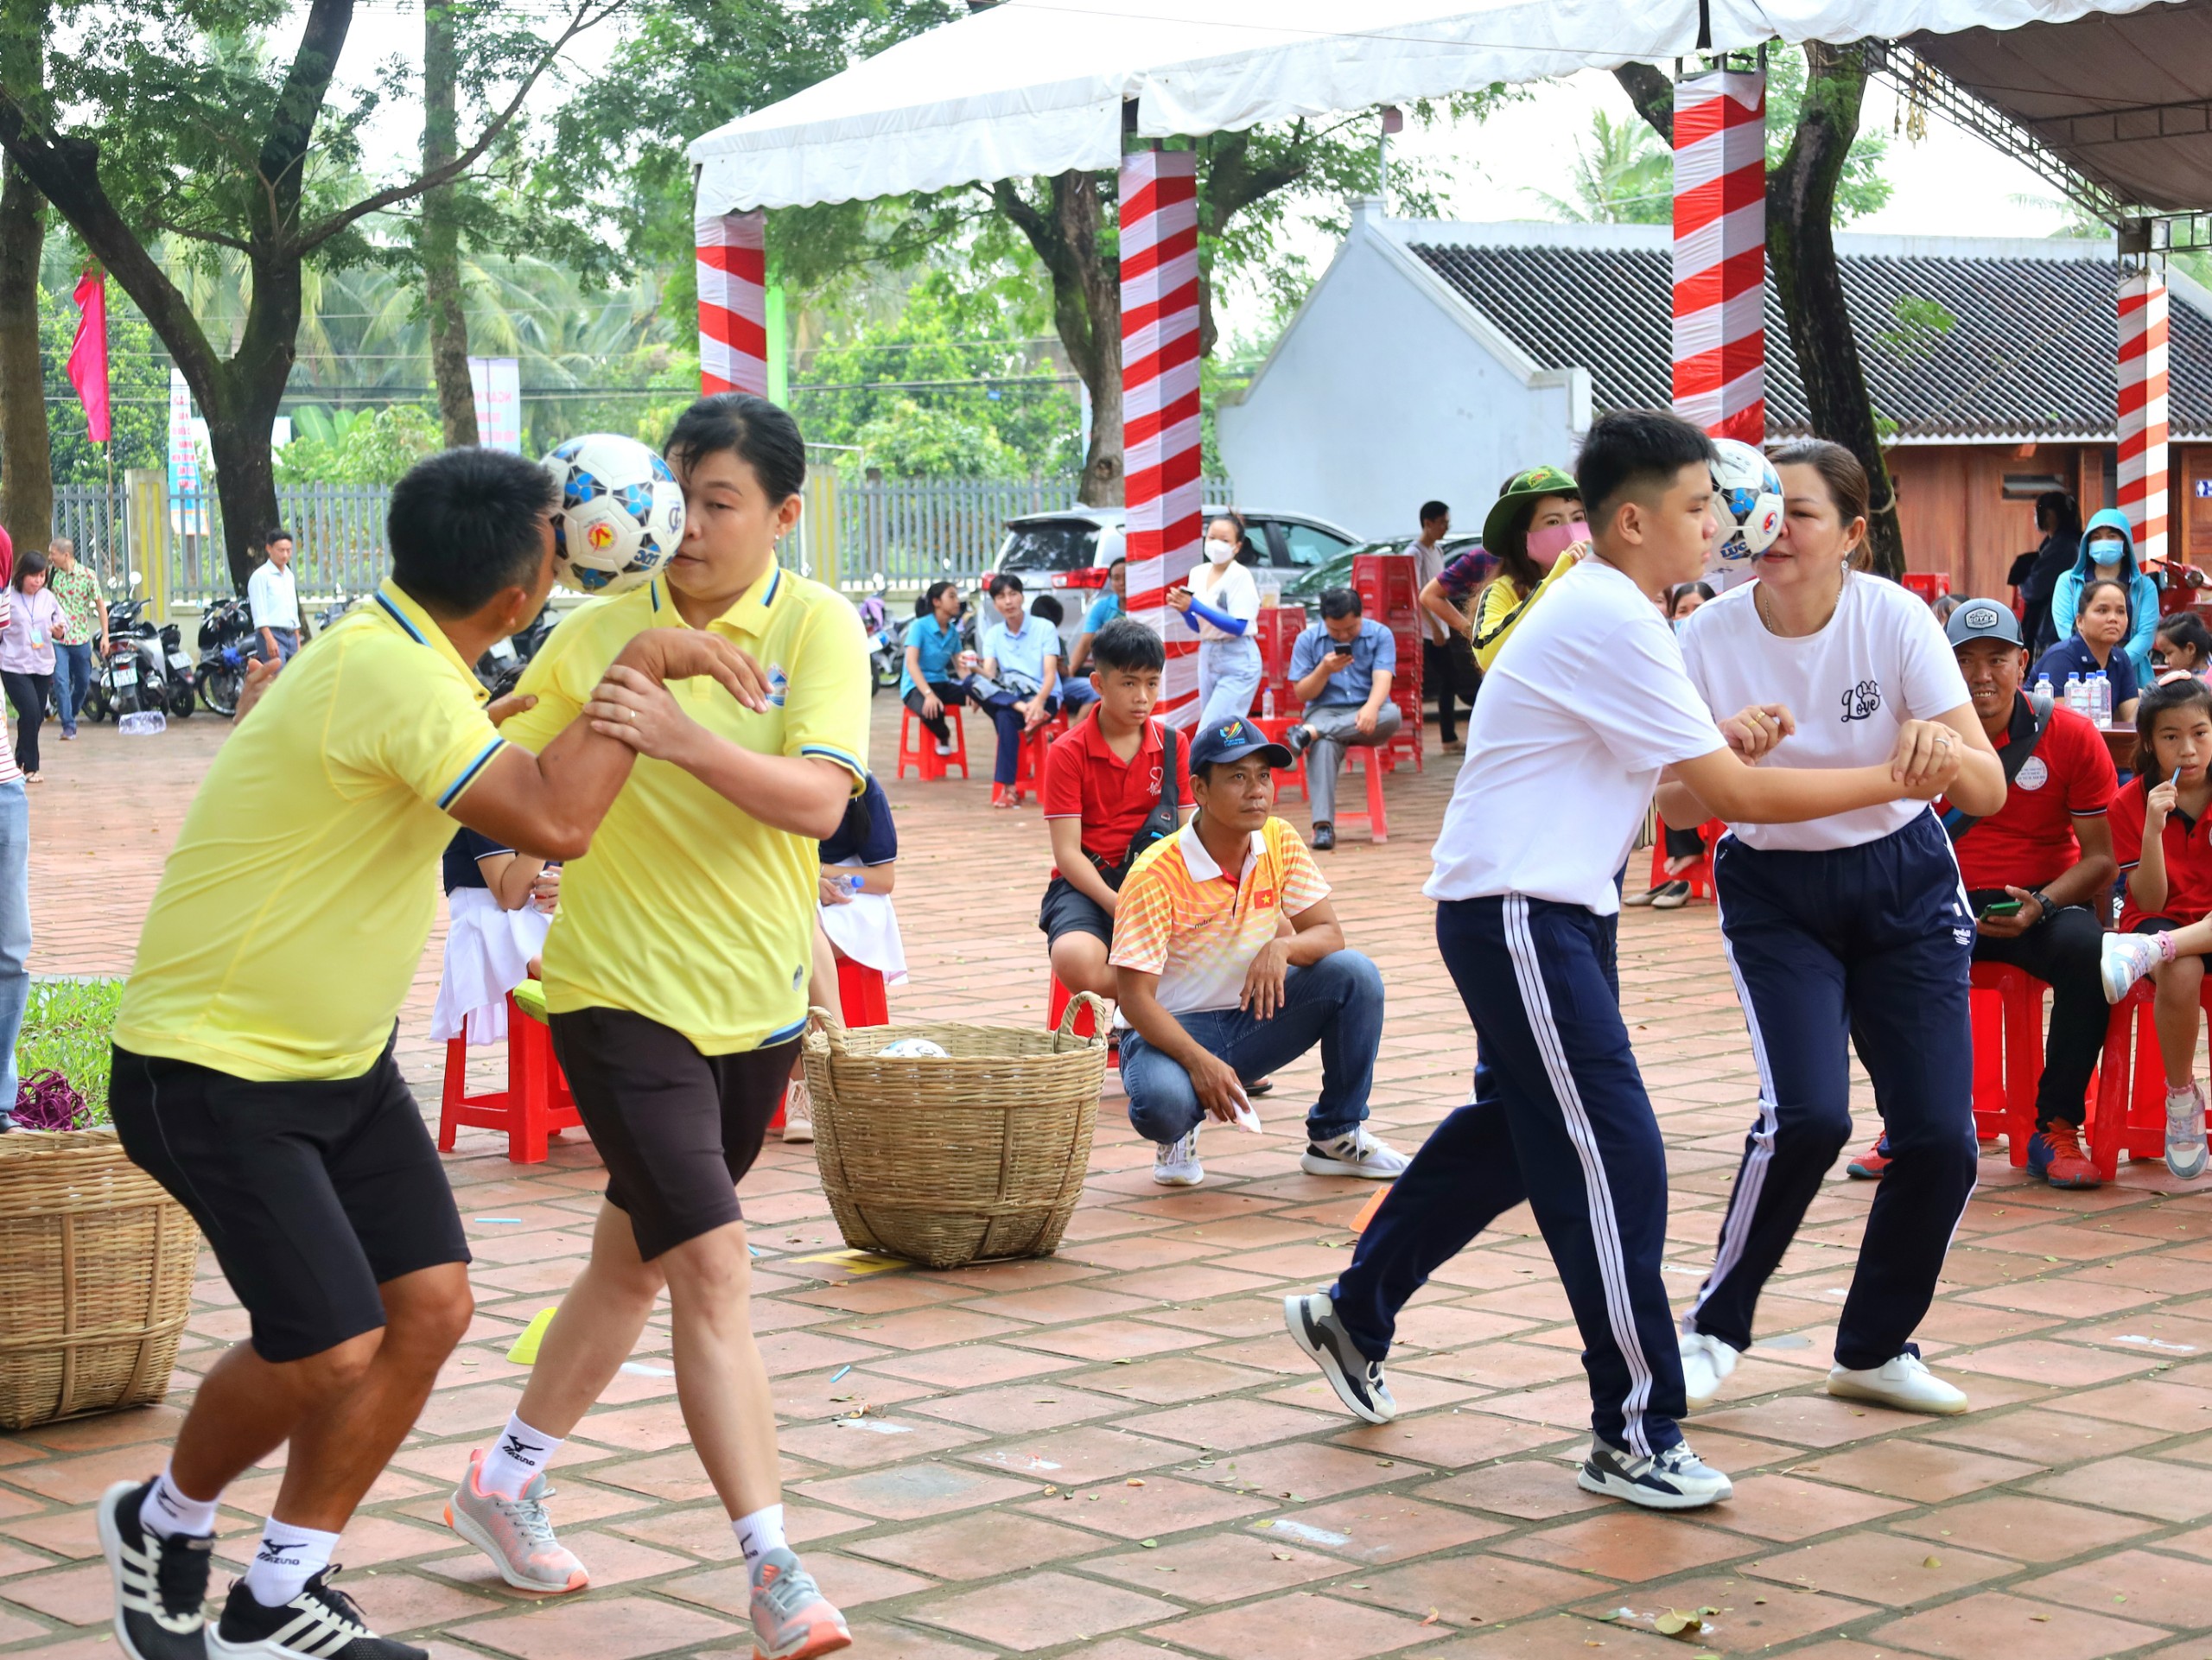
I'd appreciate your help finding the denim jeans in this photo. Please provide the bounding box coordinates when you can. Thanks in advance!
[0,780,31,1110]
[54,642,93,730]
[1197,636,1262,725]
[1120,949,1383,1145]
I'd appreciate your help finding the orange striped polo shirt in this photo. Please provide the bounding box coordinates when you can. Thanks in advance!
[1109,817,1330,1014]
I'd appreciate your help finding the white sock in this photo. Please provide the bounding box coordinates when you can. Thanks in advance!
[733,1504,787,1569]
[138,1465,219,1539]
[479,1414,563,1501]
[239,1518,340,1608]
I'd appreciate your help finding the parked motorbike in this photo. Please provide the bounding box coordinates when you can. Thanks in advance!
[84,599,173,722]
[195,594,257,717]
[475,603,556,700]
[859,576,901,695]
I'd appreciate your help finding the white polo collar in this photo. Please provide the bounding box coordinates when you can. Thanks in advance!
[1179,821,1264,884]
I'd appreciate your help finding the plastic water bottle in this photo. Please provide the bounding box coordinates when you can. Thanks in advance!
[1262,683,1277,720]
[118,711,166,737]
[2033,672,2055,709]
[2063,672,2083,716]
[2094,671,2113,726]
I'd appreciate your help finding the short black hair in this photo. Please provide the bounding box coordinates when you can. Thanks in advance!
[1090,616,1164,674]
[387,448,556,617]
[664,392,807,503]
[1419,499,1449,524]
[1319,587,1362,621]
[264,526,295,548]
[988,572,1024,599]
[10,549,48,592]
[1029,593,1065,626]
[1575,410,1716,527]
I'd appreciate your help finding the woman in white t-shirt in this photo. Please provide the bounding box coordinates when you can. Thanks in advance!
[1657,440,2005,1423]
[1169,512,1263,726]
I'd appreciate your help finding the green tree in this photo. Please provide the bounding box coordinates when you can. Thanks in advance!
[275,404,441,484]
[0,0,621,587]
[1530,110,1673,225]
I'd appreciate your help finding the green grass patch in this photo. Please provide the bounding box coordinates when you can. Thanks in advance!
[16,978,125,1126]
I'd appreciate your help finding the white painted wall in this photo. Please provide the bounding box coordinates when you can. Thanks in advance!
[1217,208,1589,542]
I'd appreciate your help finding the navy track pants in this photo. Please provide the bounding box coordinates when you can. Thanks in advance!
[1331,894,1685,1458]
[1690,810,1979,1372]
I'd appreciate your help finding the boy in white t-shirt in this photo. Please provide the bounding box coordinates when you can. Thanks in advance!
[1282,411,1963,1512]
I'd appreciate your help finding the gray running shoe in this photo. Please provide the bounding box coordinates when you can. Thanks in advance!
[750,1548,851,1660]
[1577,1439,1732,1510]
[1282,1291,1397,1423]
[446,1451,587,1593]
[2168,1082,2209,1180]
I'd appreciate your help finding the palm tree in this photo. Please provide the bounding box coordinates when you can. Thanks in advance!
[1528,109,1673,226]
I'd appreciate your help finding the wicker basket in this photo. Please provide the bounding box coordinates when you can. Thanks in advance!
[0,1129,200,1429]
[804,994,1109,1270]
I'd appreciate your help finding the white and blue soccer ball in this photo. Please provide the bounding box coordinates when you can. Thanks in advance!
[1709,438,1785,567]
[543,433,684,596]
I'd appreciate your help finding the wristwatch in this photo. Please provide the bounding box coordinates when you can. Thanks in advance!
[2027,889,2053,924]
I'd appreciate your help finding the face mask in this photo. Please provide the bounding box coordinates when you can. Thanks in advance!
[1205,537,1237,565]
[2089,538,2125,565]
[1526,519,1592,563]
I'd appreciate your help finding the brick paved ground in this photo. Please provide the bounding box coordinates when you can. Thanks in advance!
[5,696,2212,1659]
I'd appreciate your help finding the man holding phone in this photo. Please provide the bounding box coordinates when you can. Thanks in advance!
[1850,601,2118,1188]
[1284,589,1401,849]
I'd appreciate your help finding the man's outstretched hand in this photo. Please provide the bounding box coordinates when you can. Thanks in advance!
[616,628,770,712]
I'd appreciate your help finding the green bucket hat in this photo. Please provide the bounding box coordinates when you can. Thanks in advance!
[1483,463,1581,556]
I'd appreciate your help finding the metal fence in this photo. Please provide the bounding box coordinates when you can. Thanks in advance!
[160,483,392,606]
[835,476,1235,588]
[48,486,129,590]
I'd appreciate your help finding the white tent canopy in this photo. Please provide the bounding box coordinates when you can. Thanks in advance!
[689,0,2173,217]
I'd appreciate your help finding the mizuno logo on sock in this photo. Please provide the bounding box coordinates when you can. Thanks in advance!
[500,1434,543,1464]
[257,1539,307,1562]
[155,1489,180,1514]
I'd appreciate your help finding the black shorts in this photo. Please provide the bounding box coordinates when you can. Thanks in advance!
[549,1007,797,1260]
[109,1041,469,1364]
[1039,875,1113,947]
[2133,916,2209,960]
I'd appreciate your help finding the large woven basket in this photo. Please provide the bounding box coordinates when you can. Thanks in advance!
[0,1129,200,1429]
[804,995,1109,1269]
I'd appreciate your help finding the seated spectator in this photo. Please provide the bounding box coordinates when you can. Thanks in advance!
[2051,507,2158,684]
[1850,601,2116,1188]
[1061,557,1127,714]
[976,572,1062,807]
[2155,610,2212,683]
[2032,576,2140,722]
[1110,716,1408,1187]
[901,580,969,754]
[1283,589,1399,851]
[1039,619,1191,1003]
[785,774,904,1143]
[431,829,556,1046]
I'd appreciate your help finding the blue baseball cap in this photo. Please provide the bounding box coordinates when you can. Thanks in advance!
[1189,716,1293,772]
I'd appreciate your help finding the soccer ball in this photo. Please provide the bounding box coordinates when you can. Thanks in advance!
[877,1038,950,1059]
[1708,438,1784,567]
[543,434,685,595]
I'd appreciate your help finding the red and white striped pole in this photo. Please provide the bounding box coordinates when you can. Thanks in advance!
[1672,69,1766,444]
[2119,264,2171,569]
[1120,148,1204,728]
[696,209,769,397]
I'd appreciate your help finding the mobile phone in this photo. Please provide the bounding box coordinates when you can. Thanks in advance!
[1980,899,2024,919]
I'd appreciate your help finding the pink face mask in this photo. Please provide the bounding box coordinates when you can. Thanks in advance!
[1527,518,1592,564]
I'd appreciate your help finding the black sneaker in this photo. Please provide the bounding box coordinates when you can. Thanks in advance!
[1311,822,1336,851]
[209,1568,426,1659]
[97,1479,213,1660]
[1577,1439,1732,1510]
[1282,1291,1396,1423]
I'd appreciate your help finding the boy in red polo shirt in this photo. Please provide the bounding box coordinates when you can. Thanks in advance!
[1040,619,1192,1001]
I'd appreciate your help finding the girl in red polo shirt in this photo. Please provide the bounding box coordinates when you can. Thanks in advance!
[2101,675,2212,1179]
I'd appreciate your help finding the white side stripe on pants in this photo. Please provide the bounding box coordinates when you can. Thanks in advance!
[1502,894,1659,1460]
[1689,922,1782,1335]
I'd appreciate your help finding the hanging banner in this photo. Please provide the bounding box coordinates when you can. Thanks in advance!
[67,270,110,443]
[168,369,200,495]
[467,356,523,452]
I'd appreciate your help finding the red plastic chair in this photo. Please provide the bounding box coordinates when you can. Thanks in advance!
[1331,745,1393,845]
[1968,962,2044,1167]
[895,703,969,781]
[836,957,890,1027]
[1011,713,1069,805]
[437,993,582,1165]
[1254,715,1307,805]
[2089,978,2212,1180]
[1646,819,1727,902]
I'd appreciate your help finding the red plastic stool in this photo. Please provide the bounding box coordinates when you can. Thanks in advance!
[896,703,969,781]
[1255,716,1306,804]
[1968,962,2045,1166]
[1331,745,1393,844]
[437,992,582,1164]
[2090,978,2212,1180]
[1012,714,1068,804]
[1047,972,1118,1069]
[836,957,890,1027]
[1646,819,1727,902]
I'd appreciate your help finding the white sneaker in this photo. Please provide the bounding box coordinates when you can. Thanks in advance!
[2102,931,2166,1003]
[1153,1127,1203,1186]
[1678,1330,1738,1412]
[1577,1439,1732,1510]
[1826,1352,1969,1415]
[781,1078,815,1145]
[2166,1082,2209,1180]
[934,738,957,757]
[1300,1127,1410,1179]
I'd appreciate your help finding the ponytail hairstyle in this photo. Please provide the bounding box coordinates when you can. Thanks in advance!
[1207,509,1256,566]
[2133,673,2212,784]
[2156,608,2212,669]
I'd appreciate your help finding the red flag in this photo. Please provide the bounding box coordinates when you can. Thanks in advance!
[67,270,110,444]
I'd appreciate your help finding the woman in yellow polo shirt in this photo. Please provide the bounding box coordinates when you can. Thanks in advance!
[446,395,868,1660]
[1467,464,1588,671]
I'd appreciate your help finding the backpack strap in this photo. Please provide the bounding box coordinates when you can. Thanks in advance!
[1942,691,2051,843]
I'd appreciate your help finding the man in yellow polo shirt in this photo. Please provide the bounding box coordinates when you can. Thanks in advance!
[443,395,866,1660]
[99,448,758,1660]
[1110,716,1408,1190]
